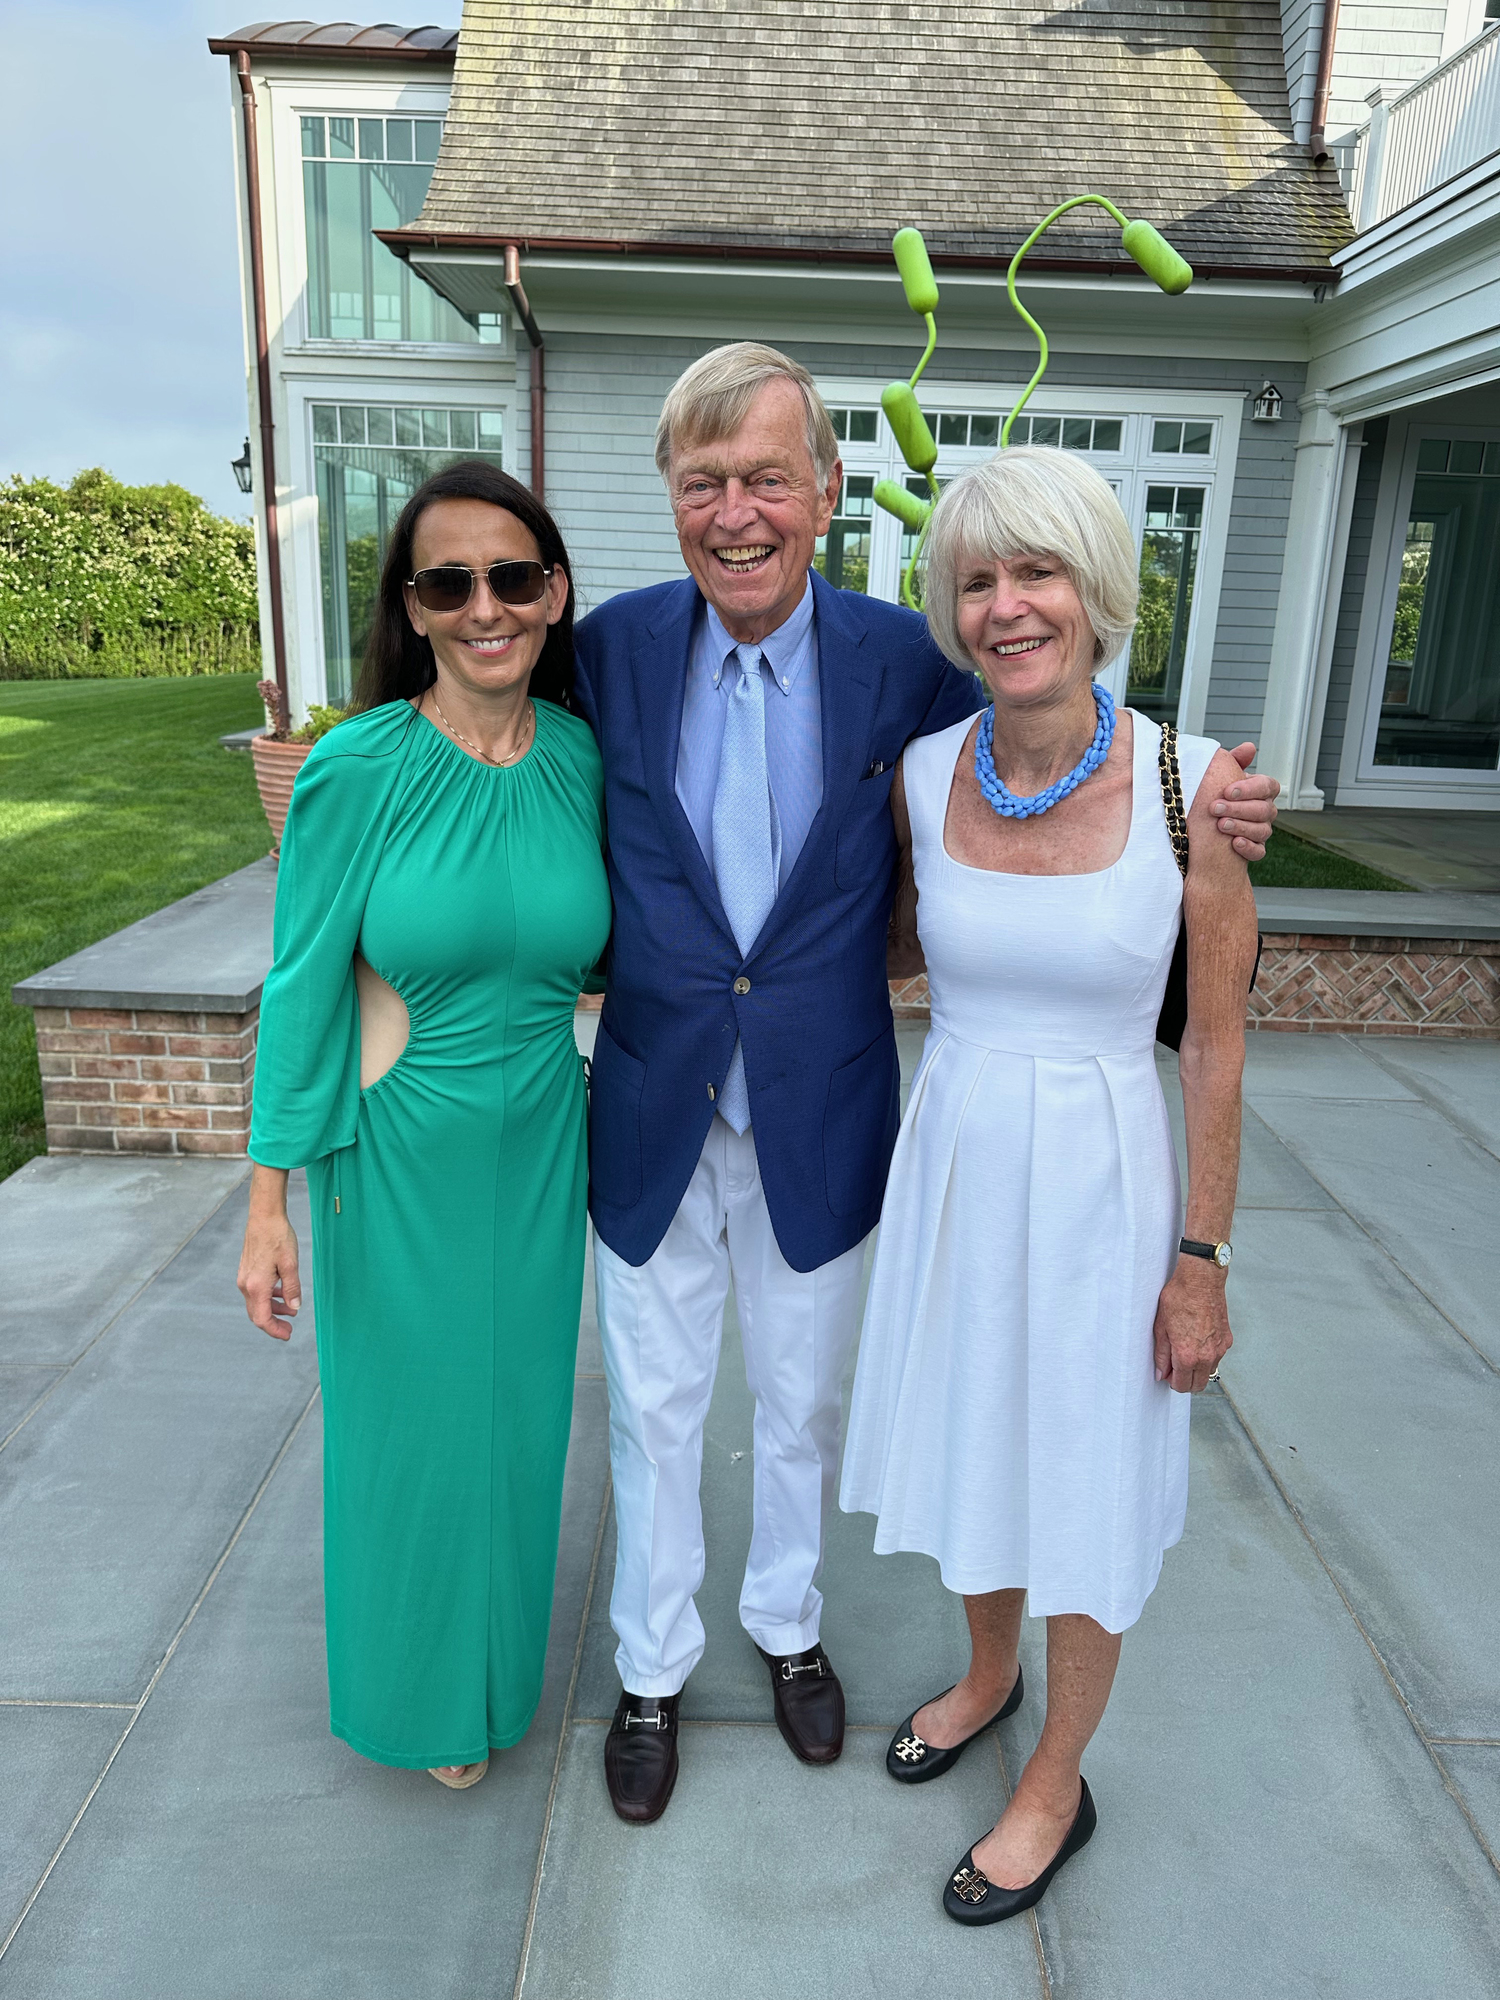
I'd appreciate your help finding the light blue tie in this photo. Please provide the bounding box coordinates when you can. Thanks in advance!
[713,644,781,1134]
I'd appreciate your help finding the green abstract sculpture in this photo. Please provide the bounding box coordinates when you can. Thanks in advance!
[874,199,1195,608]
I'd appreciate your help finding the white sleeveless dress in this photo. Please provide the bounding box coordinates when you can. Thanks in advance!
[840,710,1220,1634]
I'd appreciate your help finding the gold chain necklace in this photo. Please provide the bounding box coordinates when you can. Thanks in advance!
[428,691,534,767]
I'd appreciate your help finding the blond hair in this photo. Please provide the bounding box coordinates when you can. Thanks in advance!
[923,446,1139,669]
[655,343,840,486]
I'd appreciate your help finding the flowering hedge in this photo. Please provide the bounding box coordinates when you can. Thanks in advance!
[0,470,260,679]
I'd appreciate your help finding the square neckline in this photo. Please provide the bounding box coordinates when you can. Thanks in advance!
[937,706,1154,882]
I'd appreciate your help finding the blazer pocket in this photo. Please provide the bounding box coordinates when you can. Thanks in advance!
[822,1024,898,1218]
[588,1021,645,1210]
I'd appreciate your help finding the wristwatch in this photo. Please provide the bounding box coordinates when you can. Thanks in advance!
[1180,1236,1232,1269]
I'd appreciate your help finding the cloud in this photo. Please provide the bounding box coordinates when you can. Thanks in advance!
[0,0,250,516]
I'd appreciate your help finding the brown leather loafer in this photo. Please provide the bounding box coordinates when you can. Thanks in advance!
[756,1643,845,1764]
[604,1689,681,1824]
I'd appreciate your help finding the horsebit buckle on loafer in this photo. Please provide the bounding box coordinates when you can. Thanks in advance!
[623,1707,670,1731]
[894,1732,928,1763]
[952,1865,991,1906]
[780,1655,826,1680]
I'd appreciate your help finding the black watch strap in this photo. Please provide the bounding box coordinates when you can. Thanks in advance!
[1180,1235,1232,1268]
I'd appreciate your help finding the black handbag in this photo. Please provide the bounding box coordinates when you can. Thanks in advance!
[1154,723,1262,1051]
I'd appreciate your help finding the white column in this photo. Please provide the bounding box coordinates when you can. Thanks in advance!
[1256,392,1349,806]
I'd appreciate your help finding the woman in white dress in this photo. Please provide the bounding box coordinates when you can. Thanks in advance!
[840,447,1259,1925]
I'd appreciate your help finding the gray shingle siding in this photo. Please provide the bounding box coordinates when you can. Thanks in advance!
[1316,416,1387,795]
[544,331,1301,739]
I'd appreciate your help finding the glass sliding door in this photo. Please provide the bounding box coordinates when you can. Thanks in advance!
[1127,485,1204,724]
[1374,437,1500,769]
[814,473,874,592]
[312,402,504,702]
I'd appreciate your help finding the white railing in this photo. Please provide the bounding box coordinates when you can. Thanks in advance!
[1339,21,1500,231]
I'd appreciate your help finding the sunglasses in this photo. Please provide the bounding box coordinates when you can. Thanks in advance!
[407,561,554,613]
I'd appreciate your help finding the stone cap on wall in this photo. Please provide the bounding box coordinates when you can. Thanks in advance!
[1254,888,1500,940]
[12,860,277,1014]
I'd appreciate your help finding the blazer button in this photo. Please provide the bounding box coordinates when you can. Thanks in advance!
[733,976,751,995]
[708,1083,716,1101]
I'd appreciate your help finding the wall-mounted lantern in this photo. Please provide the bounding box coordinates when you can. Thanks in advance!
[1252,382,1284,422]
[231,439,253,493]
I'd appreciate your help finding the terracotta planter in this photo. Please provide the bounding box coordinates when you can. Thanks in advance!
[250,736,313,854]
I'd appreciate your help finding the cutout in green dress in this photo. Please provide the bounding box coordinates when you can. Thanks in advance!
[250,698,611,1767]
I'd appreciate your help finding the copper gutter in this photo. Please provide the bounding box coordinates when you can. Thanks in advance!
[1309,0,1344,161]
[378,227,1337,288]
[503,245,546,505]
[232,50,289,710]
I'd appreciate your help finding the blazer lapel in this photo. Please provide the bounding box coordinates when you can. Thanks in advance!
[634,581,735,940]
[753,570,879,950]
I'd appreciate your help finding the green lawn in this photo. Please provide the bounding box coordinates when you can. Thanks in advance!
[0,675,269,1182]
[1247,825,1412,892]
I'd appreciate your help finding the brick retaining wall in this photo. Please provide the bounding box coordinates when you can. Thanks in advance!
[1249,933,1499,1037]
[20,929,1498,1159]
[33,1006,258,1155]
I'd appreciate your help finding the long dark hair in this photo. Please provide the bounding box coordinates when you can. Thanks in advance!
[353,461,576,712]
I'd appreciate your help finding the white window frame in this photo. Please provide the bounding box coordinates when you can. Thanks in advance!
[283,376,519,707]
[262,71,509,360]
[813,379,1243,729]
[1336,413,1500,806]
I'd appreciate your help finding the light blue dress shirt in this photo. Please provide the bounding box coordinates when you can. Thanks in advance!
[675,582,823,890]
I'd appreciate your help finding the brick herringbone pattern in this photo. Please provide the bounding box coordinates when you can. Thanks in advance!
[1249,934,1500,1038]
[888,975,931,1019]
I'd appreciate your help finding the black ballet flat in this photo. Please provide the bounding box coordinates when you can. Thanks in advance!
[942,1777,1097,1926]
[885,1666,1024,1785]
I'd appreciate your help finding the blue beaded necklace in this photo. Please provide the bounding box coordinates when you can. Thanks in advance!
[974,682,1116,820]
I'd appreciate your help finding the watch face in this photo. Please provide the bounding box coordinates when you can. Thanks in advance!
[1215,1242,1232,1268]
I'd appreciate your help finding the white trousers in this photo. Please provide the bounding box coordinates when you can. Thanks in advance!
[593,1118,867,1698]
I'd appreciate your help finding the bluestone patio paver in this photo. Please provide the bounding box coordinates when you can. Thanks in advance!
[0,1032,1497,1996]
[1224,1205,1500,1739]
[0,1154,248,1368]
[0,1178,317,1703]
[1248,1096,1500,1365]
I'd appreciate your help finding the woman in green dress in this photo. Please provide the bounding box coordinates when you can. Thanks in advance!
[237,464,610,1787]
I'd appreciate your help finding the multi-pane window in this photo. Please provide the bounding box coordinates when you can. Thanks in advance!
[827,408,879,443]
[1006,414,1123,452]
[300,115,501,344]
[814,474,875,592]
[312,402,504,702]
[1376,436,1500,769]
[1151,419,1214,455]
[1128,486,1205,723]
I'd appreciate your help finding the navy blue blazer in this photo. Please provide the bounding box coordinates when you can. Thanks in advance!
[573,569,981,1273]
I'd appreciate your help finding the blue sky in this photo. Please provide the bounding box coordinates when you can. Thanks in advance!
[0,1,285,519]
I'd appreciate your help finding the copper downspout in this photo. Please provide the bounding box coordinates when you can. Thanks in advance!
[1309,0,1344,161]
[504,244,546,504]
[233,50,289,708]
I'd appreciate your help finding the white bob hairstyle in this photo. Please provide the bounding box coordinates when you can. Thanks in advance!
[923,446,1139,671]
[655,343,840,488]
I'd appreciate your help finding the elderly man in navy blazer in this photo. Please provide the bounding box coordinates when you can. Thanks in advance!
[571,344,1277,1825]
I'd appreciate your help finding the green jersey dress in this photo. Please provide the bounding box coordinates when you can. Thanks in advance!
[249,697,611,1768]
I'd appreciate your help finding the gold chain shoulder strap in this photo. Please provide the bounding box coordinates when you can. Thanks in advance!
[1158,722,1190,878]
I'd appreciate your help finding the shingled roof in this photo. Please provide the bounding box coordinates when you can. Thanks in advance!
[400,0,1352,278]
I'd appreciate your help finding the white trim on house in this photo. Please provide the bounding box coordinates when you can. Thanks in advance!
[1334,411,1500,806]
[412,249,1323,364]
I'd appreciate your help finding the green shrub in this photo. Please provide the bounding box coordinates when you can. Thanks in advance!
[291,703,350,743]
[0,469,259,679]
